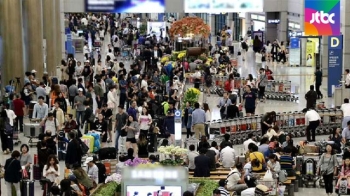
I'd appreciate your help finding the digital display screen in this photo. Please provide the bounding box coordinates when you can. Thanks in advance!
[85,0,165,13]
[126,186,182,196]
[184,0,263,13]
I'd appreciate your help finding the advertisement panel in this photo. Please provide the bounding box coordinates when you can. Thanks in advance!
[85,0,165,13]
[304,0,340,35]
[184,0,263,13]
[306,41,315,67]
[289,37,300,66]
[328,35,343,97]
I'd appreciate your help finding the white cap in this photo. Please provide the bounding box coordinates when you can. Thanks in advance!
[83,157,94,167]
[31,70,37,73]
[78,88,83,92]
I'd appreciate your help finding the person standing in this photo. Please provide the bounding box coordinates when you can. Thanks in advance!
[217,92,232,120]
[94,78,105,110]
[12,94,25,133]
[191,102,206,139]
[344,69,350,88]
[241,85,258,117]
[4,104,17,154]
[317,144,338,196]
[315,67,323,99]
[68,79,78,106]
[115,105,128,153]
[341,98,350,129]
[184,102,193,138]
[32,96,49,120]
[303,108,321,142]
[74,88,86,129]
[305,85,317,109]
[65,132,82,169]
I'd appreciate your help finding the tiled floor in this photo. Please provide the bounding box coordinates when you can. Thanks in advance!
[0,32,337,195]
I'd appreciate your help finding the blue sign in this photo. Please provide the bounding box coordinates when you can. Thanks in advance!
[328,35,343,97]
[65,33,74,55]
[290,37,300,49]
[158,13,164,22]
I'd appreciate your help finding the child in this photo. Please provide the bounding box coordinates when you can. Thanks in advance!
[116,156,126,174]
[337,158,350,188]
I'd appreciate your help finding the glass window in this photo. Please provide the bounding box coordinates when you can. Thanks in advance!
[215,14,226,34]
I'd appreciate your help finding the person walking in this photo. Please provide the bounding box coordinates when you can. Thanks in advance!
[315,67,323,99]
[305,85,317,109]
[303,108,321,142]
[74,88,86,129]
[217,92,232,120]
[184,102,193,138]
[341,98,350,129]
[257,68,268,101]
[115,105,128,154]
[191,102,206,139]
[241,85,258,117]
[12,94,25,133]
[317,144,338,196]
[4,150,22,196]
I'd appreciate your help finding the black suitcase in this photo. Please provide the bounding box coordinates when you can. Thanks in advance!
[21,180,35,196]
[98,147,117,160]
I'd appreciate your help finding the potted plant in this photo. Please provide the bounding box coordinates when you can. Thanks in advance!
[182,87,201,109]
[169,17,210,39]
[189,179,219,196]
[91,181,119,196]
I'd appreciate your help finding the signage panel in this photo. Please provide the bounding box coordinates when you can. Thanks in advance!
[328,35,343,97]
[174,110,182,141]
[85,0,165,13]
[184,0,263,13]
[289,37,300,66]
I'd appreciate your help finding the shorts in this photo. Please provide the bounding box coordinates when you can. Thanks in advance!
[245,107,255,114]
[126,137,136,143]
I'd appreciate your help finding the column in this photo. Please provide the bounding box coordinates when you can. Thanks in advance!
[23,0,44,74]
[278,11,288,42]
[342,0,350,72]
[1,0,24,85]
[245,13,252,35]
[55,0,63,68]
[43,0,56,75]
[209,14,216,46]
[265,12,278,43]
[300,1,307,66]
[321,36,328,75]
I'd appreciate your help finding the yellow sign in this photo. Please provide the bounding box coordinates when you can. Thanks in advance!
[305,39,316,67]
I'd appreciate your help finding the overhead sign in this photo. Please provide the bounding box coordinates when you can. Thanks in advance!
[328,35,343,97]
[85,0,165,13]
[268,19,280,24]
[184,0,263,13]
[304,0,340,35]
[289,31,304,37]
[289,37,301,66]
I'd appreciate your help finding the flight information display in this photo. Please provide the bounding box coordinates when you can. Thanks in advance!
[85,0,165,13]
[184,0,264,13]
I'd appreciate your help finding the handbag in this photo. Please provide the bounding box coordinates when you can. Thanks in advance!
[320,154,332,176]
[107,101,115,109]
[45,83,51,95]
[278,170,288,182]
[220,99,228,113]
[263,169,273,180]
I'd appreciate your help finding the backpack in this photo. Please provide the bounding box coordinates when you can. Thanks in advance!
[95,162,107,184]
[224,80,231,92]
[114,36,118,43]
[4,115,13,135]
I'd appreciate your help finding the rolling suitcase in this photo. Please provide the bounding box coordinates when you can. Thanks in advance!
[98,147,117,160]
[216,87,224,97]
[33,165,41,180]
[21,180,35,196]
[81,135,94,153]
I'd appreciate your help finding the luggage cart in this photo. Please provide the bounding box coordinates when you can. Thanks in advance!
[13,125,21,145]
[121,45,132,61]
[24,122,42,147]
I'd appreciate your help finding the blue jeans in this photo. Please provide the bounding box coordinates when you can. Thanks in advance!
[115,130,121,150]
[76,111,85,127]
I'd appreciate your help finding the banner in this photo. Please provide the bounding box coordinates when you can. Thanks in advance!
[306,41,315,66]
[289,38,300,66]
[85,0,165,13]
[304,0,340,35]
[328,35,343,97]
[184,0,263,13]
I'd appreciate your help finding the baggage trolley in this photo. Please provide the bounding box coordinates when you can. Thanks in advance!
[121,45,132,61]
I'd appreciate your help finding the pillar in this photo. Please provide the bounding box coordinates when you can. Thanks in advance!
[209,14,216,46]
[43,0,56,75]
[300,1,307,66]
[55,0,63,68]
[1,0,24,86]
[278,11,288,42]
[23,0,44,74]
[245,13,252,36]
[265,12,278,43]
[321,35,328,75]
[342,0,350,72]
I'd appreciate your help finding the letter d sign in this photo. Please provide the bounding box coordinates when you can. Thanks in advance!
[331,37,339,48]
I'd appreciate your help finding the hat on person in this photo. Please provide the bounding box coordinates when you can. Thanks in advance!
[83,157,94,167]
[31,70,37,73]
[68,174,76,181]
[78,88,83,92]
[85,60,90,63]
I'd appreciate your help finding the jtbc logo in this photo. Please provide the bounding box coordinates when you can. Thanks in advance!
[310,11,335,24]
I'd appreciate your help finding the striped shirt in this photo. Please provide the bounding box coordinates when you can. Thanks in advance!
[280,155,294,171]
[217,186,230,196]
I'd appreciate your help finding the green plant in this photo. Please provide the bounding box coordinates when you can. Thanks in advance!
[160,158,184,166]
[182,88,200,110]
[91,182,119,196]
[189,179,219,196]
[139,24,147,34]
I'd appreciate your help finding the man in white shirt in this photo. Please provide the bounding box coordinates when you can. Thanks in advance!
[209,141,220,159]
[341,98,350,129]
[243,133,257,153]
[226,162,248,194]
[4,104,16,127]
[192,68,202,89]
[187,145,199,171]
[81,17,88,26]
[33,96,49,120]
[220,143,236,168]
[303,108,321,142]
[345,69,350,88]
[44,112,60,136]
[83,43,90,60]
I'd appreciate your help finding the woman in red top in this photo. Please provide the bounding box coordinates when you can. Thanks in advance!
[12,94,25,133]
[265,66,274,80]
